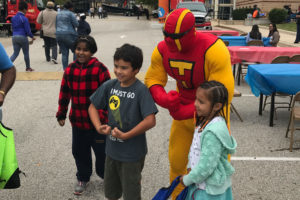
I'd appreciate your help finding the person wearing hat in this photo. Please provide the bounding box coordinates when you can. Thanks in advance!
[144,8,234,199]
[77,13,91,36]
[37,1,58,64]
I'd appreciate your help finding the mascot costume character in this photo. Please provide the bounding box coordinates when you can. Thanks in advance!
[145,8,234,199]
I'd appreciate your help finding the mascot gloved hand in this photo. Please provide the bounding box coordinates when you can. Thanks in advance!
[149,85,195,120]
[149,85,180,112]
[169,102,195,120]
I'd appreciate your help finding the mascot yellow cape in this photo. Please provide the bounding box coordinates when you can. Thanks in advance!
[145,8,234,199]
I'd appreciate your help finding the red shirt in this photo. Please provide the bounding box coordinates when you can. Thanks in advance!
[56,57,111,130]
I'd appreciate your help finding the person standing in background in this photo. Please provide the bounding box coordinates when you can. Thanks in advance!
[10,1,35,72]
[98,5,103,19]
[77,13,91,36]
[90,7,95,18]
[37,1,58,64]
[56,1,78,70]
[294,6,300,44]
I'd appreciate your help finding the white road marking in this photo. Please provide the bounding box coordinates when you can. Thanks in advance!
[231,156,300,161]
[241,94,255,97]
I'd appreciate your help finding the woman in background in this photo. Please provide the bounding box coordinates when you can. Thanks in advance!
[246,24,262,43]
[268,23,280,47]
[10,1,35,72]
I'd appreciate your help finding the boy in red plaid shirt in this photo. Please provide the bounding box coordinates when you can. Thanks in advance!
[56,35,110,195]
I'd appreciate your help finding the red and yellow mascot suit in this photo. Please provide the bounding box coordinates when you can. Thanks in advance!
[145,8,234,199]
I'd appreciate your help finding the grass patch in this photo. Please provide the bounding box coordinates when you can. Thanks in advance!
[262,22,297,32]
[276,22,297,32]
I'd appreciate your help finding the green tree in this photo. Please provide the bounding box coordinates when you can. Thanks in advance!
[268,8,287,24]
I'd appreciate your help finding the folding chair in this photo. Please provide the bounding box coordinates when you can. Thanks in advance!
[289,55,300,63]
[230,89,243,122]
[285,91,300,152]
[221,33,233,36]
[236,40,264,85]
[247,40,264,46]
[263,56,293,118]
[223,40,229,46]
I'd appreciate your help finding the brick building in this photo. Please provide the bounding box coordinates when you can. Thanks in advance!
[236,0,300,14]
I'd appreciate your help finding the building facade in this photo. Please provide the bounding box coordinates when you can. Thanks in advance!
[236,0,300,14]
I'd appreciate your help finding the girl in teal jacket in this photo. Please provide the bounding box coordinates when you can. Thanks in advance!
[180,81,237,200]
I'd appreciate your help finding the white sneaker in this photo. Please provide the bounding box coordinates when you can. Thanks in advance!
[51,59,58,64]
[74,181,88,195]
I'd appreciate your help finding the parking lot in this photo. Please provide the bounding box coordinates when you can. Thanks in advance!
[0,16,300,199]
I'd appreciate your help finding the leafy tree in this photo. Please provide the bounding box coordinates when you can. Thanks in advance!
[268,8,287,24]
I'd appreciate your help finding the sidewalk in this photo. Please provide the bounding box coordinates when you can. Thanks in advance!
[212,20,298,47]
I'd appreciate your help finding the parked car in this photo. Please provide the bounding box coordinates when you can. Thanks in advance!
[152,9,158,18]
[176,1,213,30]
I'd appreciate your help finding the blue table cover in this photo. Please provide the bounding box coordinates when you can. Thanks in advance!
[245,64,300,97]
[219,36,271,46]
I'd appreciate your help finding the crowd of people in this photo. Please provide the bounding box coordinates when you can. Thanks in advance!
[4,3,237,199]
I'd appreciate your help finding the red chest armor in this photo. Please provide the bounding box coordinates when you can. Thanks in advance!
[158,33,218,102]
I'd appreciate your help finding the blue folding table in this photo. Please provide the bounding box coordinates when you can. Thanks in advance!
[219,36,271,46]
[245,64,300,126]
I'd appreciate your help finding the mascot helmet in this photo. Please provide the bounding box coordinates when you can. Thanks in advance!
[163,8,196,52]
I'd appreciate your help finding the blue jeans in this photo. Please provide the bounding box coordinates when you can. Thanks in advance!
[10,35,30,69]
[56,34,77,70]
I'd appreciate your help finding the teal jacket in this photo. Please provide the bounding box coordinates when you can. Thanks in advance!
[183,117,237,195]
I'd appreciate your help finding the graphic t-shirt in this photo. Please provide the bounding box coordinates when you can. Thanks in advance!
[90,79,158,162]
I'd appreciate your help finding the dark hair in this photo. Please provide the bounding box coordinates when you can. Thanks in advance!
[74,35,97,54]
[63,1,73,9]
[113,44,143,70]
[80,15,86,20]
[268,23,278,37]
[249,24,261,40]
[19,1,28,10]
[196,80,229,126]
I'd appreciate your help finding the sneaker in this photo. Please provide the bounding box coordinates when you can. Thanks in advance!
[74,181,87,195]
[51,59,58,64]
[26,68,34,72]
[294,41,299,44]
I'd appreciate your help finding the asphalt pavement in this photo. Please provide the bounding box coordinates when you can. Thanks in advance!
[0,16,300,200]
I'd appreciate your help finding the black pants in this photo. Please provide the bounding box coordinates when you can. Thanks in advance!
[72,127,106,182]
[295,23,300,43]
[43,36,57,61]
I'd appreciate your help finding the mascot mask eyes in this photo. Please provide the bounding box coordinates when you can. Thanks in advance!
[163,8,196,52]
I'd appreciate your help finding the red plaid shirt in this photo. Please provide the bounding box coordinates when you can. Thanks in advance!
[56,57,111,130]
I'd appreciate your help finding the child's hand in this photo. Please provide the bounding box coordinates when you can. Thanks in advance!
[58,119,65,126]
[179,176,186,187]
[97,125,111,135]
[187,168,191,174]
[111,127,127,140]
